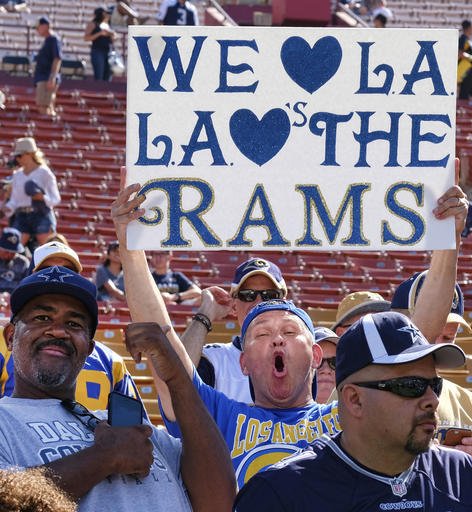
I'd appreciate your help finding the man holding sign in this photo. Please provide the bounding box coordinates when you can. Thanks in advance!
[111,172,467,489]
[118,25,469,489]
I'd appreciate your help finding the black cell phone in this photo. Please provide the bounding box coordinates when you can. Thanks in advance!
[107,391,143,427]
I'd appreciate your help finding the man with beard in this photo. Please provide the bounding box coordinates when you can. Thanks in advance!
[0,267,235,511]
[234,312,472,511]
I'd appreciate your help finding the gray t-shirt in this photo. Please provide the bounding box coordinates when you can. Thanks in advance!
[0,397,192,511]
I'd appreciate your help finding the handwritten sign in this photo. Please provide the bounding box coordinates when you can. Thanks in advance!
[126,26,457,251]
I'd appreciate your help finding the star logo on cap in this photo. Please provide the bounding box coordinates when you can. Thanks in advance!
[37,266,74,283]
[398,325,427,346]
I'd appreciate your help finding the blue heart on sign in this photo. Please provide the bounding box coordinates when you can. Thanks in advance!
[229,108,290,166]
[281,36,342,94]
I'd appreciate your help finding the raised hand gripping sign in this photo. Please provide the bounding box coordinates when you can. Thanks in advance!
[126,26,457,251]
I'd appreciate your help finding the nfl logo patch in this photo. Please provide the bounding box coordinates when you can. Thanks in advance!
[390,478,407,497]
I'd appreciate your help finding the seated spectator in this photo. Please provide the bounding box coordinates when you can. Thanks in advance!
[331,291,391,336]
[30,240,82,273]
[0,227,29,295]
[156,0,199,25]
[149,251,202,305]
[0,268,235,510]
[234,312,471,510]
[0,467,76,512]
[95,240,125,301]
[2,137,61,249]
[313,327,338,404]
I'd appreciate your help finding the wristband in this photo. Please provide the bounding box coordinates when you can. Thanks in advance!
[175,293,182,304]
[192,313,212,332]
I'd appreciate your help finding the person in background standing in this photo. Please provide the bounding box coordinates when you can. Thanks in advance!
[2,137,61,250]
[84,7,116,81]
[156,0,199,26]
[33,17,62,116]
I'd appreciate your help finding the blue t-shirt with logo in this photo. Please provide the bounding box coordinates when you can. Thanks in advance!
[164,370,340,489]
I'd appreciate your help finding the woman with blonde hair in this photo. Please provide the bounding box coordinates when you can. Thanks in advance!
[1,137,61,249]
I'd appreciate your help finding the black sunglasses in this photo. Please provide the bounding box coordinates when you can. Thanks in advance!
[235,289,283,302]
[352,376,443,398]
[318,357,336,371]
[61,399,102,431]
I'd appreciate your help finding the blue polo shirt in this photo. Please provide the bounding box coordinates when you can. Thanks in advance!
[34,34,62,84]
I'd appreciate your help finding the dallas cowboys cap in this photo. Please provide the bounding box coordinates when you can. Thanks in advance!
[241,299,314,347]
[336,311,465,386]
[11,266,98,336]
[390,270,471,333]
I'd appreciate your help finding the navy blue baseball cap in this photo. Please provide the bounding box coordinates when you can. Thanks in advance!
[0,228,24,254]
[335,311,465,386]
[10,266,98,336]
[231,258,287,297]
[391,271,471,333]
[241,299,314,346]
[35,16,50,27]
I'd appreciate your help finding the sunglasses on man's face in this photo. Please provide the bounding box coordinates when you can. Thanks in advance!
[352,376,443,398]
[317,357,336,371]
[235,289,283,302]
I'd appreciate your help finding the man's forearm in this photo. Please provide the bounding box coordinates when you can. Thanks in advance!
[50,58,61,78]
[412,237,459,341]
[45,444,117,500]
[168,372,236,512]
[120,247,194,420]
[180,319,208,364]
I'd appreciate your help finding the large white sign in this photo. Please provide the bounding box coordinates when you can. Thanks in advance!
[126,26,457,251]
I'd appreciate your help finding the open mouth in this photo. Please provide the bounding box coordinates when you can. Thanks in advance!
[275,355,284,372]
[273,354,287,377]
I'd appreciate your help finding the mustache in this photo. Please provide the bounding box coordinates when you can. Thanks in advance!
[413,411,438,427]
[35,339,75,356]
